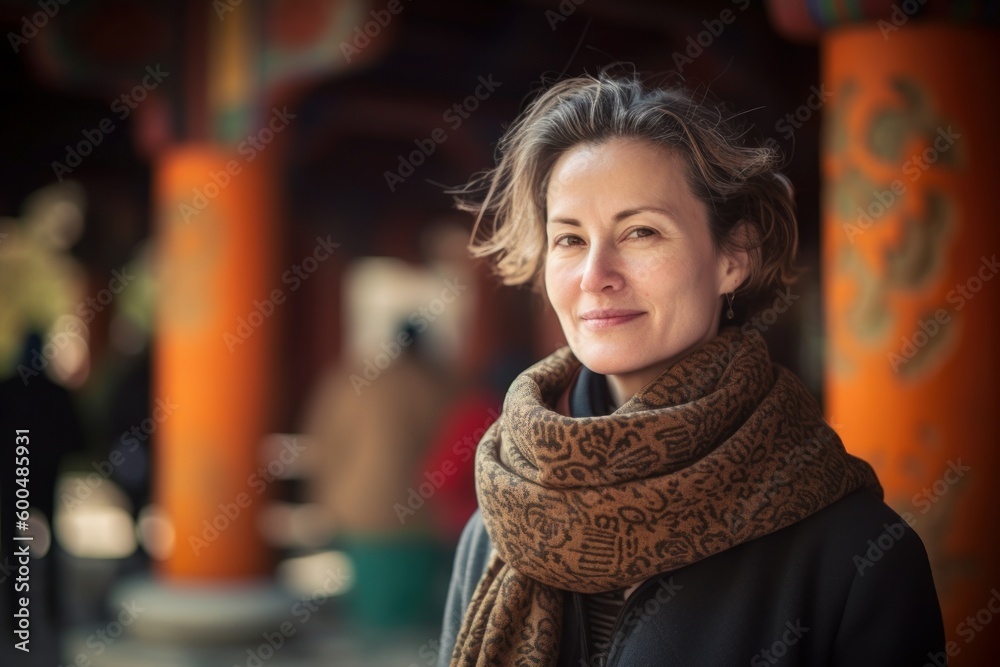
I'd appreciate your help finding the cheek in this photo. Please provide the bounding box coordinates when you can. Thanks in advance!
[544,261,571,316]
[680,262,720,313]
[634,251,700,296]
[635,253,716,319]
[543,259,555,300]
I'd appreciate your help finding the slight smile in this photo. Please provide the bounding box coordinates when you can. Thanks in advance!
[579,309,645,329]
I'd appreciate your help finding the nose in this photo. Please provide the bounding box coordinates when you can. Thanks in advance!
[580,242,625,294]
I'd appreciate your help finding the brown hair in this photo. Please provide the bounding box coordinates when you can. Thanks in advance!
[451,70,801,321]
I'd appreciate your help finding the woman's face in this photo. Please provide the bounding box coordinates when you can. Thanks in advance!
[543,138,749,404]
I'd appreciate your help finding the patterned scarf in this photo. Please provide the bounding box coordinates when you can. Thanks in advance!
[450,326,882,666]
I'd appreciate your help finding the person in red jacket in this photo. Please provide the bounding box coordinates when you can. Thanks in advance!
[418,390,500,544]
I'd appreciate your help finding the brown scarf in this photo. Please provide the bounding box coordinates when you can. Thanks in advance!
[450,326,882,667]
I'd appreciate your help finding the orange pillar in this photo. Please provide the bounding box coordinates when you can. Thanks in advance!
[155,146,277,580]
[823,25,1000,665]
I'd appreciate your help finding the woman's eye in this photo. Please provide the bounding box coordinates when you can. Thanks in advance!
[554,235,584,247]
[627,227,656,239]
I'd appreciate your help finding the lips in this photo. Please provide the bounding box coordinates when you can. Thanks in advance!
[579,308,644,329]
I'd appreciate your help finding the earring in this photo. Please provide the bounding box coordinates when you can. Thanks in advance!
[725,292,735,320]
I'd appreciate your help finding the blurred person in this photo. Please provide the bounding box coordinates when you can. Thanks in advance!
[436,72,944,666]
[0,182,87,378]
[1,332,87,662]
[301,321,452,631]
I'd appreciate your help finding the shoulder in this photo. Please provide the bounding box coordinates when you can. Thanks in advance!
[636,488,940,631]
[437,509,493,667]
[814,492,945,662]
[454,508,493,580]
[749,488,944,653]
[792,488,931,570]
[608,490,943,665]
[811,487,938,589]
[735,487,936,587]
[800,487,907,534]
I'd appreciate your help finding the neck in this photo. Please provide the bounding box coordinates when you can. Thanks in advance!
[605,326,723,408]
[606,367,663,409]
[605,374,635,410]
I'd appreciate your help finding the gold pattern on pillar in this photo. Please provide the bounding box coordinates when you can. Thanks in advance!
[823,25,1000,664]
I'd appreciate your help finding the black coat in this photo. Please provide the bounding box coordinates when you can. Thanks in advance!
[439,490,944,667]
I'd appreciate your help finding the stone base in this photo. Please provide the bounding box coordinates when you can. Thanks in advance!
[59,618,433,667]
[106,575,295,643]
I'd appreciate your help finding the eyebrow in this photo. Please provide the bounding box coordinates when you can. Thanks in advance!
[547,206,676,225]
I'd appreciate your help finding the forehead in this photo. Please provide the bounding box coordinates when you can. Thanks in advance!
[546,138,700,213]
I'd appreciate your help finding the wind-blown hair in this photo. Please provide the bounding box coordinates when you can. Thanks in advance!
[451,71,801,321]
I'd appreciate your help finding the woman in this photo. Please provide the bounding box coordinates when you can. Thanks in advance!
[436,72,944,667]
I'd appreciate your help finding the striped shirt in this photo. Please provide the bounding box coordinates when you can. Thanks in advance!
[585,587,628,665]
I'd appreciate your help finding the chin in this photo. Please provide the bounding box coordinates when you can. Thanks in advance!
[570,345,647,377]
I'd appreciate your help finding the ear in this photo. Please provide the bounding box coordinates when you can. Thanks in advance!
[716,221,753,295]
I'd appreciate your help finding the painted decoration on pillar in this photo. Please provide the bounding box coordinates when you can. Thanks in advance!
[823,27,1000,662]
[828,76,962,379]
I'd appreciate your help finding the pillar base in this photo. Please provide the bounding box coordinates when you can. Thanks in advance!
[106,575,294,643]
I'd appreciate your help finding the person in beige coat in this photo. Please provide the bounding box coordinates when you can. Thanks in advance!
[301,322,453,629]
